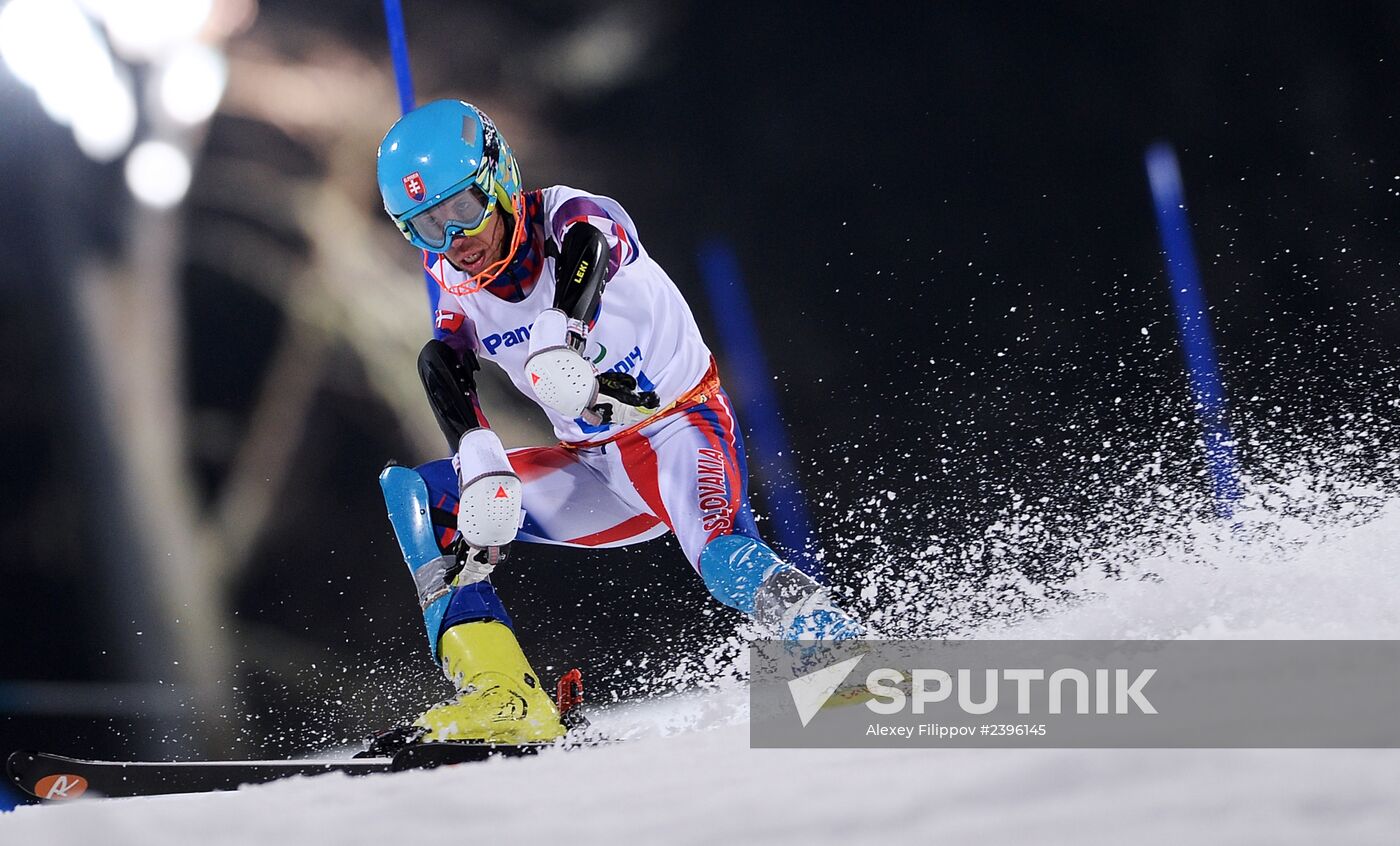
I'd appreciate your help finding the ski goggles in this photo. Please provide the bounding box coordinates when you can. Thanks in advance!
[397,176,498,252]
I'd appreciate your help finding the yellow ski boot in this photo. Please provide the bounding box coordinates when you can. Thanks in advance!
[413,620,567,744]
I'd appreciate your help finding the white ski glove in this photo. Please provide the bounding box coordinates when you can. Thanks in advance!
[523,308,661,428]
[523,308,601,423]
[451,427,522,585]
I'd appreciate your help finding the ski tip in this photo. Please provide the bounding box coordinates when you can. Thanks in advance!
[6,749,37,785]
[7,750,94,801]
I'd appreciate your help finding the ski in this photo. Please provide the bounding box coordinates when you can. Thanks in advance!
[7,740,589,802]
[6,750,390,800]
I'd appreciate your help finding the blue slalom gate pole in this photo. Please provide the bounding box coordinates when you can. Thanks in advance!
[381,0,442,321]
[1145,142,1244,517]
[382,0,417,115]
[697,239,822,579]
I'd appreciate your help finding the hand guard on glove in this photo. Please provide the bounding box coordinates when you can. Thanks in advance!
[450,428,522,585]
[523,308,659,428]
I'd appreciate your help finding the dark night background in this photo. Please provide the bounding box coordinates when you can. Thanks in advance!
[1,0,1397,800]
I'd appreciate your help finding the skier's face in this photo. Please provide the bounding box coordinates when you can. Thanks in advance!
[444,205,509,276]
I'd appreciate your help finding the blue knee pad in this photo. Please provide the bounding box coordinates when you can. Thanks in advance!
[698,535,791,614]
[379,464,510,661]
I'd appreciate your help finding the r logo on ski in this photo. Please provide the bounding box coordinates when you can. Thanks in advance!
[36,773,88,800]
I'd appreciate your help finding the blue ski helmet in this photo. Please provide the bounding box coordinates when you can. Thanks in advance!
[376,100,525,288]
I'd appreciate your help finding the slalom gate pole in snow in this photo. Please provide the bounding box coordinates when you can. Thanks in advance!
[381,0,443,323]
[1145,142,1244,518]
[698,239,822,579]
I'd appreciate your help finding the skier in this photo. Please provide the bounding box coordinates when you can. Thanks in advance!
[374,99,864,745]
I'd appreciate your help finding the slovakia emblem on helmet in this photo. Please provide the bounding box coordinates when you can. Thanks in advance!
[403,171,426,202]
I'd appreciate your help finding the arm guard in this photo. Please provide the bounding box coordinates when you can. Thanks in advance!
[416,341,521,581]
[553,223,610,350]
[417,339,486,449]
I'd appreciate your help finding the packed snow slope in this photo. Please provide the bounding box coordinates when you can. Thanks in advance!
[5,491,1400,845]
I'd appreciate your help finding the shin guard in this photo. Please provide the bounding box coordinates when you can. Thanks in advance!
[379,464,455,658]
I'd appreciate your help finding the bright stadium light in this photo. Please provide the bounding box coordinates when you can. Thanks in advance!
[125,140,192,208]
[33,28,118,128]
[156,42,226,125]
[0,0,137,162]
[0,0,97,91]
[72,72,137,161]
[97,0,214,61]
